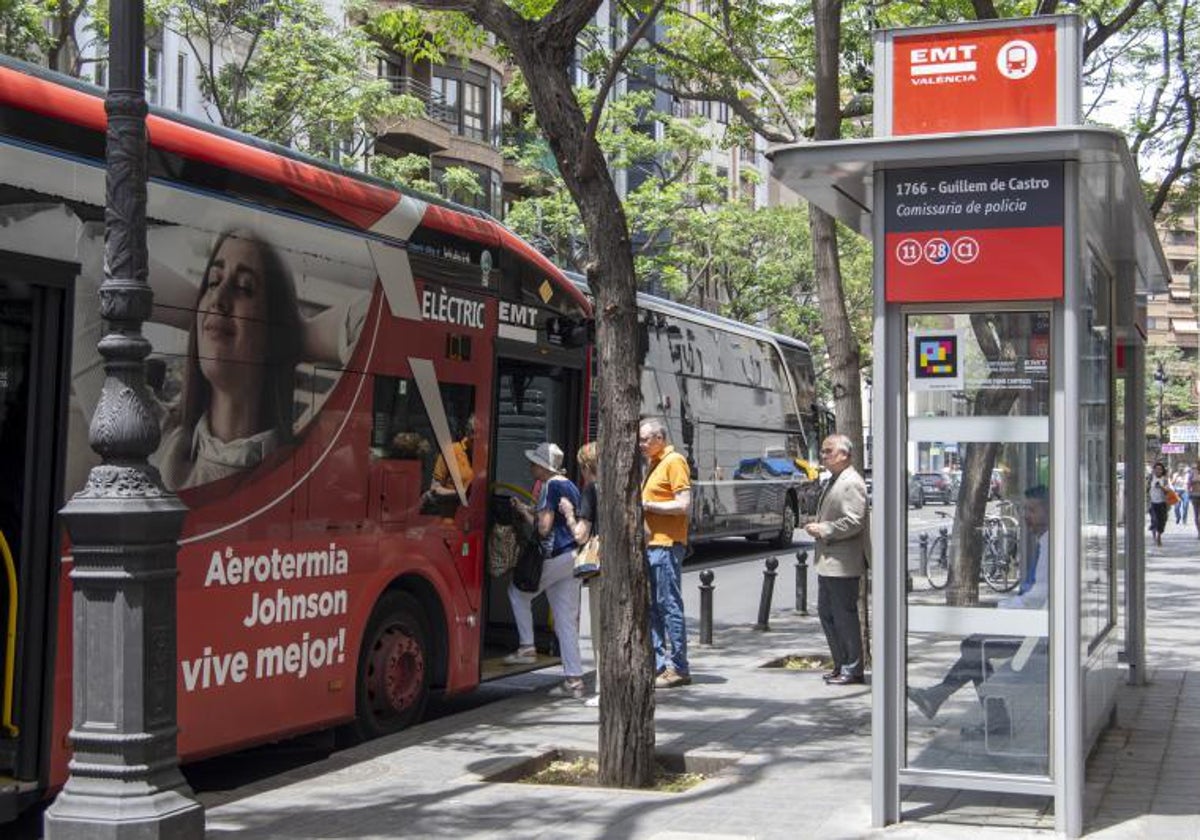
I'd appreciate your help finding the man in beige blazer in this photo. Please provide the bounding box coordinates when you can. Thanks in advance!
[804,434,870,686]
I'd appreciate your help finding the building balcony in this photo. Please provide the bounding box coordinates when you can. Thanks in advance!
[374,75,453,155]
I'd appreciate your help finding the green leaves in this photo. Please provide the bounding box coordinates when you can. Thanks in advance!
[157,0,407,160]
[0,0,54,61]
[362,4,486,66]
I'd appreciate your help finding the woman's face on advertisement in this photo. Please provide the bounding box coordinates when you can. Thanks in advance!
[197,236,269,387]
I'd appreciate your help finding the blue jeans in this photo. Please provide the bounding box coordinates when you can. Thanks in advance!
[647,543,689,675]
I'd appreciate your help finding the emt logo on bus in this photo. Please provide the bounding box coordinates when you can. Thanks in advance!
[888,22,1059,135]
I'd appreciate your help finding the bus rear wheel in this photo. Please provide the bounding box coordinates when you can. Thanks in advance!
[353,592,430,740]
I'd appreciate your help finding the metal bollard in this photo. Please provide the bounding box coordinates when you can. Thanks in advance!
[754,557,779,631]
[918,531,929,577]
[795,550,809,615]
[699,569,715,646]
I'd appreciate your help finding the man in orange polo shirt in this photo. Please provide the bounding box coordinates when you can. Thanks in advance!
[640,418,693,688]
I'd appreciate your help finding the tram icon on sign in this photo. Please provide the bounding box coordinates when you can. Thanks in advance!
[998,39,1038,80]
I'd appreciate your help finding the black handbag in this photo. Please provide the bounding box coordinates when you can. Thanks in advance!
[512,537,545,592]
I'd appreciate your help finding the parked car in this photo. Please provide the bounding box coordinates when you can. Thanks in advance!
[863,470,925,508]
[908,473,925,508]
[914,471,953,504]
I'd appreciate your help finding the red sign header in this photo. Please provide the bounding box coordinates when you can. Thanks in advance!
[883,162,1064,302]
[887,21,1062,136]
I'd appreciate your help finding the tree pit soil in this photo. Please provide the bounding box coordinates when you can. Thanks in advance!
[760,653,835,671]
[481,748,737,793]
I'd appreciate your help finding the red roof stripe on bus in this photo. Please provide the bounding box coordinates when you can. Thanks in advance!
[420,204,500,245]
[0,65,402,229]
[148,118,400,230]
[0,64,107,131]
[2,64,588,309]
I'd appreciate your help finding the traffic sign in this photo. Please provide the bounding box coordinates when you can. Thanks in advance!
[1169,424,1200,443]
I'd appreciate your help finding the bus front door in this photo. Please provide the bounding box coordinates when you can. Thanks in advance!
[0,253,71,815]
[482,358,583,678]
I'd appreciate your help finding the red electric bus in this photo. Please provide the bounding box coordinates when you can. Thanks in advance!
[0,56,593,819]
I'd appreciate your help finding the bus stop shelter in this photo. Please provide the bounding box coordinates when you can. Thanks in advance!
[769,16,1170,837]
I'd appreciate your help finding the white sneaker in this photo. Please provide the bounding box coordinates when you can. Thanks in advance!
[502,647,537,665]
[547,678,586,699]
[584,694,600,708]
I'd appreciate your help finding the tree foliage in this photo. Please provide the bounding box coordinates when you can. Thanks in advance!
[1,0,53,61]
[150,0,413,157]
[1,0,97,72]
[1087,0,1198,214]
[361,3,487,65]
[370,152,484,204]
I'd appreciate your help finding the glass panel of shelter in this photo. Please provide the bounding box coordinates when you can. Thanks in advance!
[903,310,1052,778]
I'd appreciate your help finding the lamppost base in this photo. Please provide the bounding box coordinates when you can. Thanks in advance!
[44,784,203,840]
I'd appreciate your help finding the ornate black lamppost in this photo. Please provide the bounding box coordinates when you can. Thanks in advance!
[43,0,203,835]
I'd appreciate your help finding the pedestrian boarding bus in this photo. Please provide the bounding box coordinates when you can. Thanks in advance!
[570,274,830,547]
[0,56,598,819]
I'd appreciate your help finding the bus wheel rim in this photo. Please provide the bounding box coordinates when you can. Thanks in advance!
[369,626,424,714]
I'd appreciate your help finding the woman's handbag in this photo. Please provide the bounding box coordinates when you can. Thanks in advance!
[512,536,545,592]
[487,523,520,578]
[573,535,601,580]
[1166,487,1181,507]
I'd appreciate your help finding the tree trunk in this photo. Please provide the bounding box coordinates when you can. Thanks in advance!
[811,0,868,661]
[500,21,656,790]
[944,314,1025,605]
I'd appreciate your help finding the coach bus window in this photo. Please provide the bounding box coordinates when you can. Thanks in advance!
[372,376,476,515]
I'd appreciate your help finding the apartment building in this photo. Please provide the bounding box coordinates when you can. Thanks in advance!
[374,45,508,217]
[1146,200,1200,353]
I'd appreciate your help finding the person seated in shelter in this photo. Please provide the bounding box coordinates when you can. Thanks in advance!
[907,484,1049,740]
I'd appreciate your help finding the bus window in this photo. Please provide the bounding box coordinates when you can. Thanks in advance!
[493,363,576,493]
[372,376,476,517]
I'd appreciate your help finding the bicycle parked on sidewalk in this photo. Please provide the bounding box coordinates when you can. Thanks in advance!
[924,507,1022,592]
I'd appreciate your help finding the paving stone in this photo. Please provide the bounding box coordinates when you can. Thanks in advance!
[204,527,1200,839]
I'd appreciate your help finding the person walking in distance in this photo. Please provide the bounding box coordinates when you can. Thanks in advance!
[1148,461,1170,547]
[804,434,870,686]
[1189,465,1200,539]
[639,419,693,688]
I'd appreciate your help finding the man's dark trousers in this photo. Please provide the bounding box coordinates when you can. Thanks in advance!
[818,575,862,677]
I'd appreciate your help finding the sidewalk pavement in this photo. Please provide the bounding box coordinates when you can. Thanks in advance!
[204,524,1200,839]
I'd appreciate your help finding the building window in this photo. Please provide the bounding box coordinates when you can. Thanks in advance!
[462,82,485,140]
[491,79,503,149]
[175,53,187,110]
[432,76,459,128]
[145,47,161,105]
[432,67,495,143]
[378,58,403,94]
